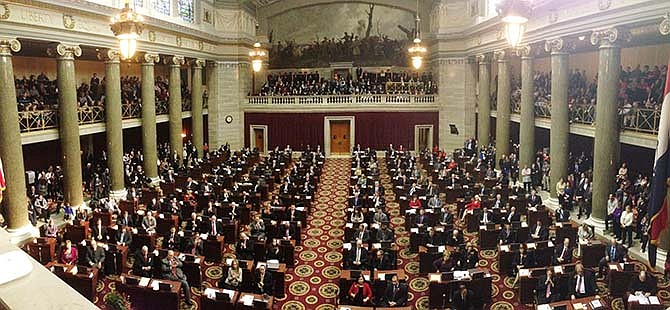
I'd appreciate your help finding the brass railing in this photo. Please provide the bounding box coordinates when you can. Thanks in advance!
[534,102,551,118]
[246,94,437,105]
[18,110,59,132]
[181,99,192,112]
[511,100,521,113]
[156,100,169,115]
[570,104,595,124]
[122,102,141,119]
[78,106,105,124]
[622,107,660,134]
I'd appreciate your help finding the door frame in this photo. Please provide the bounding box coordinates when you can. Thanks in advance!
[249,124,268,155]
[324,116,355,157]
[414,124,434,153]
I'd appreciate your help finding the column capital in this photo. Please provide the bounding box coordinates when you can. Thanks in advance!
[590,27,630,48]
[475,54,490,65]
[544,38,568,54]
[167,55,185,66]
[493,50,508,62]
[47,43,81,60]
[660,12,670,36]
[142,52,160,64]
[192,58,206,68]
[515,44,532,58]
[0,37,21,56]
[97,49,121,63]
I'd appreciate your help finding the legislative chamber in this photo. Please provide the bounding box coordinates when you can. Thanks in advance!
[0,0,669,309]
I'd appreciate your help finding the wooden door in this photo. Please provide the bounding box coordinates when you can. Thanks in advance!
[253,128,265,152]
[418,127,430,152]
[330,121,350,154]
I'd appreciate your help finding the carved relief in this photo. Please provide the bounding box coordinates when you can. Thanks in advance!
[516,45,532,58]
[493,50,507,62]
[97,49,120,62]
[198,41,204,51]
[142,53,160,64]
[47,43,82,60]
[590,27,630,47]
[62,14,75,29]
[176,36,182,47]
[660,12,670,36]
[148,31,156,42]
[544,38,565,53]
[475,54,489,64]
[169,55,185,66]
[0,3,10,20]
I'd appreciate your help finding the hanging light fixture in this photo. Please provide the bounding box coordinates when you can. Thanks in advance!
[496,0,531,48]
[408,0,427,70]
[110,2,144,60]
[249,41,266,73]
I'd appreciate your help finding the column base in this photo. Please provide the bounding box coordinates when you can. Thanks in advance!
[6,224,40,245]
[652,249,667,270]
[585,216,606,235]
[109,188,128,201]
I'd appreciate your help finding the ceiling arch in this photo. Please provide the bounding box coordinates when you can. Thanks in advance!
[258,0,421,19]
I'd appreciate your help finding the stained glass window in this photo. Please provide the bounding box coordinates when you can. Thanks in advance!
[151,0,170,16]
[178,0,194,23]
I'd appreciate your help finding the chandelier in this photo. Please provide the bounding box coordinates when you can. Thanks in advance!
[110,3,144,60]
[249,42,266,72]
[408,0,427,70]
[496,0,531,48]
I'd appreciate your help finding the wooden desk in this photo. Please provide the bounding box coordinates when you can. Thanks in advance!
[130,233,156,253]
[337,306,372,310]
[376,307,412,310]
[119,199,139,215]
[64,221,89,244]
[203,235,225,262]
[625,294,665,310]
[518,264,575,304]
[92,211,113,227]
[418,247,447,274]
[546,296,610,309]
[555,222,578,248]
[607,263,637,297]
[235,293,273,310]
[24,237,56,265]
[155,249,204,288]
[427,268,492,309]
[200,288,239,310]
[46,262,98,301]
[257,262,286,298]
[117,274,182,310]
[580,240,606,268]
[479,225,502,250]
[156,214,180,235]
[104,243,128,275]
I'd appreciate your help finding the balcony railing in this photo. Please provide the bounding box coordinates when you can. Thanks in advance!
[246,94,437,105]
[122,103,141,119]
[156,100,169,115]
[622,107,660,134]
[78,106,105,124]
[511,100,521,114]
[18,110,58,132]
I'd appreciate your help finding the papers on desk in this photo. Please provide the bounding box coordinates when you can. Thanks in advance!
[429,274,441,282]
[406,209,416,214]
[548,241,554,247]
[609,264,618,270]
[628,293,660,305]
[343,243,352,250]
[590,299,603,308]
[178,253,186,261]
[139,277,150,287]
[194,257,201,264]
[71,266,78,275]
[378,272,386,280]
[225,258,233,266]
[345,223,353,228]
[454,270,469,280]
[410,228,419,233]
[363,274,370,281]
[372,243,381,249]
[159,213,165,219]
[399,196,407,200]
[267,260,279,269]
[518,269,530,277]
[500,245,510,252]
[239,294,254,306]
[527,243,536,249]
[649,296,660,304]
[554,265,563,273]
[438,246,446,253]
[536,304,551,310]
[371,223,380,230]
[572,302,585,310]
[151,280,160,291]
[200,233,209,240]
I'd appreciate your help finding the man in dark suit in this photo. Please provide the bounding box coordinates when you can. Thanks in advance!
[536,269,560,304]
[439,206,453,226]
[425,229,442,246]
[369,250,390,271]
[254,264,274,295]
[451,284,475,310]
[207,215,224,236]
[161,250,193,305]
[185,212,201,232]
[479,207,494,225]
[569,263,596,299]
[446,229,464,247]
[117,210,134,227]
[598,238,626,277]
[498,223,516,245]
[414,209,429,227]
[382,275,408,307]
[504,206,520,223]
[555,206,570,222]
[236,232,255,260]
[349,240,368,269]
[376,224,395,243]
[530,219,549,241]
[629,271,657,296]
[184,235,203,256]
[163,227,181,250]
[133,245,154,277]
[86,239,106,270]
[353,224,370,243]
[512,246,533,277]
[555,237,573,264]
[116,226,133,247]
[285,205,301,222]
[528,190,543,208]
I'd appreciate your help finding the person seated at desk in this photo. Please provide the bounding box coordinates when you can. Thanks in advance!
[425,229,442,247]
[492,194,505,209]
[348,274,373,306]
[536,268,560,304]
[86,239,106,271]
[250,214,266,240]
[629,271,657,296]
[433,250,456,272]
[133,245,154,277]
[237,232,255,260]
[285,204,302,222]
[279,221,295,241]
[184,234,203,256]
[528,190,542,208]
[91,218,108,242]
[439,206,453,226]
[45,219,58,238]
[377,223,395,243]
[512,246,533,284]
[350,208,365,224]
[414,208,429,227]
[353,223,370,243]
[598,238,626,278]
[254,264,274,295]
[60,239,78,265]
[451,283,475,310]
[382,274,408,307]
[142,212,157,234]
[499,223,517,245]
[408,195,422,209]
[207,215,224,236]
[407,182,420,197]
[555,205,570,223]
[163,227,181,250]
[116,225,133,247]
[184,212,201,232]
[503,206,520,223]
[569,263,596,299]
[161,250,193,305]
[117,210,134,228]
[349,240,368,269]
[266,239,283,261]
[530,219,549,242]
[446,229,464,246]
[464,242,479,269]
[479,207,494,225]
[428,194,441,209]
[460,195,481,221]
[219,259,243,290]
[370,249,391,271]
[370,192,385,208]
[372,208,389,224]
[555,237,573,265]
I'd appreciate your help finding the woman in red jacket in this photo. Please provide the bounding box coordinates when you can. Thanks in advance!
[60,239,78,265]
[348,274,373,306]
[408,195,422,209]
[460,195,482,221]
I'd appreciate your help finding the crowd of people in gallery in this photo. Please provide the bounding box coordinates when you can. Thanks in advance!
[257,69,437,96]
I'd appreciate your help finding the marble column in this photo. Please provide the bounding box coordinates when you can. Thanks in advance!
[494,50,511,168]
[591,28,625,226]
[476,54,491,148]
[191,59,205,158]
[141,53,160,185]
[207,61,221,149]
[0,38,34,240]
[546,38,570,198]
[53,43,84,209]
[100,50,126,199]
[168,56,185,165]
[517,45,535,169]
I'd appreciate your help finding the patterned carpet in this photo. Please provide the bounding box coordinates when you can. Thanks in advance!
[88,158,670,309]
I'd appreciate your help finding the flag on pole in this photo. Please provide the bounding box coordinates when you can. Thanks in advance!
[0,157,5,203]
[647,58,670,269]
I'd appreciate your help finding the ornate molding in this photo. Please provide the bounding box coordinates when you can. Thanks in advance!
[168,55,185,66]
[475,54,490,64]
[148,31,156,42]
[493,50,507,62]
[97,49,120,63]
[437,57,474,65]
[62,14,75,29]
[0,3,10,20]
[515,45,532,58]
[590,27,631,47]
[142,52,160,64]
[0,38,21,56]
[47,43,81,60]
[192,59,206,68]
[660,12,670,36]
[544,38,566,54]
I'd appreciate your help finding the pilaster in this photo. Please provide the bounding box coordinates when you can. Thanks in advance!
[436,57,477,151]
